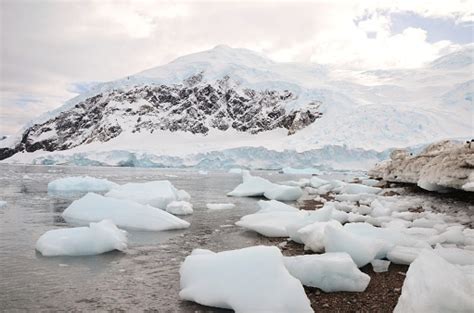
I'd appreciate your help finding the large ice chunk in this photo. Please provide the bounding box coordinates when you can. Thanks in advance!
[166,201,193,215]
[48,176,119,192]
[228,171,302,201]
[298,220,343,253]
[284,253,370,292]
[324,224,383,267]
[263,185,303,201]
[227,171,275,197]
[35,220,127,256]
[236,211,307,237]
[434,244,474,265]
[394,251,474,313]
[62,193,190,231]
[105,180,187,209]
[257,200,299,214]
[179,246,313,313]
[387,246,430,265]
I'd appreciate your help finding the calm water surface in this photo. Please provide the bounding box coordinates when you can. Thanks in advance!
[0,164,359,312]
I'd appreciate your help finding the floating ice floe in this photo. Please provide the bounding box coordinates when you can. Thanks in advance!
[47,176,119,192]
[206,203,236,210]
[63,193,190,231]
[394,250,474,313]
[35,220,127,256]
[179,246,313,313]
[105,180,189,209]
[283,253,370,292]
[236,211,307,237]
[228,171,302,201]
[166,201,193,215]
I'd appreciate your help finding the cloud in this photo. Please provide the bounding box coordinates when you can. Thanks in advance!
[0,0,471,134]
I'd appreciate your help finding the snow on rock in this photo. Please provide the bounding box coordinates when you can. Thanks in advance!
[394,250,474,313]
[206,203,236,210]
[370,140,474,192]
[371,259,390,272]
[47,176,119,192]
[283,253,370,292]
[166,201,193,215]
[35,220,127,256]
[228,171,302,201]
[62,193,190,231]
[324,224,383,267]
[179,246,313,313]
[236,211,307,237]
[105,180,188,209]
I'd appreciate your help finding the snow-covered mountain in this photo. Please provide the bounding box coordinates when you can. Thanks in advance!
[1,45,472,169]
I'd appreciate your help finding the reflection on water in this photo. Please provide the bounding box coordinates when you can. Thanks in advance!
[0,164,358,311]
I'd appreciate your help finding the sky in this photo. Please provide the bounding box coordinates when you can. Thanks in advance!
[0,0,473,135]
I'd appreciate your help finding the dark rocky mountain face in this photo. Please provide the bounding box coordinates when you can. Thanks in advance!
[0,76,322,160]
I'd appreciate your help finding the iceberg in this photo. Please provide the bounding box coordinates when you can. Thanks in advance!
[105,180,188,209]
[228,171,302,201]
[283,253,370,292]
[235,211,307,237]
[394,251,474,313]
[257,200,299,213]
[263,185,303,201]
[371,259,390,272]
[179,246,313,313]
[47,176,119,192]
[324,224,383,267]
[166,201,193,215]
[62,193,190,231]
[35,220,127,256]
[298,220,343,253]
